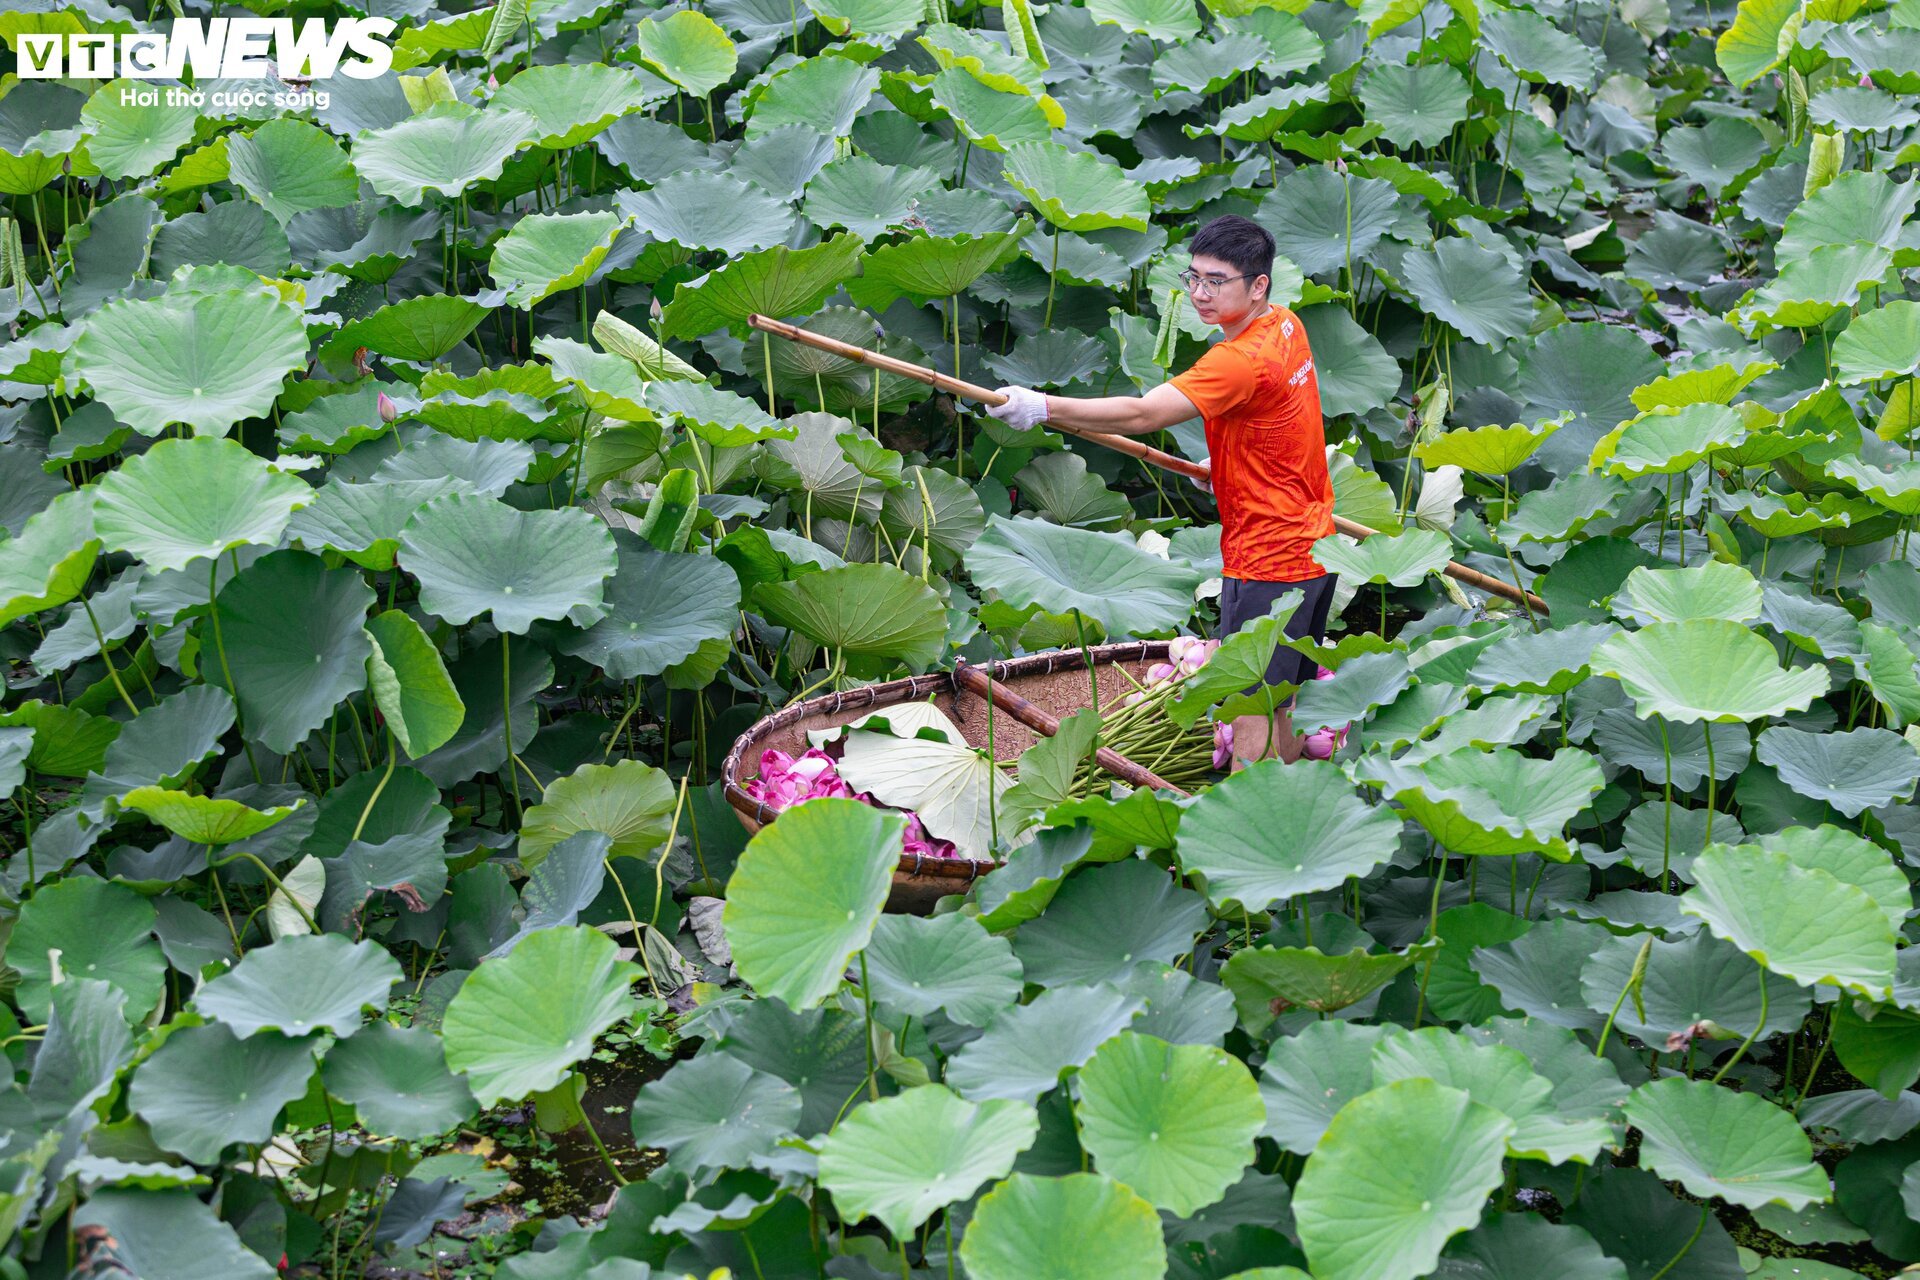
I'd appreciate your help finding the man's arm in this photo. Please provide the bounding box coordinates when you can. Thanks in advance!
[989,381,1201,436]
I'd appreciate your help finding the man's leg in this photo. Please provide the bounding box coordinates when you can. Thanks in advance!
[1228,574,1337,769]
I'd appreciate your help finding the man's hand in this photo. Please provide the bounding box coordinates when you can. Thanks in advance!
[1191,456,1213,495]
[986,386,1048,431]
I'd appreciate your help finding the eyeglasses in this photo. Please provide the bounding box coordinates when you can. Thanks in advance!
[1178,269,1255,297]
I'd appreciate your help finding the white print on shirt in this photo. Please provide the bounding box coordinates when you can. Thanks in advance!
[1280,318,1295,338]
[1287,358,1314,388]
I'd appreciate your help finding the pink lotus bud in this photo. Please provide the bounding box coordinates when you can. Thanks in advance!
[1315,667,1335,681]
[1179,648,1208,675]
[1303,730,1339,760]
[1213,722,1234,770]
[377,391,397,423]
[1122,691,1145,709]
[1146,662,1176,684]
[1168,636,1198,663]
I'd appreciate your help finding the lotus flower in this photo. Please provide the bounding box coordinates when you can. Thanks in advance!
[1146,661,1177,684]
[1179,639,1218,675]
[1168,636,1200,664]
[376,391,397,423]
[1213,721,1234,769]
[744,748,853,811]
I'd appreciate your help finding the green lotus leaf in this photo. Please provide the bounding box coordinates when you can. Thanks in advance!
[1828,455,1920,517]
[1434,1214,1627,1280]
[749,56,880,137]
[1291,650,1414,732]
[1716,0,1799,85]
[70,289,307,437]
[1199,84,1329,141]
[1361,62,1469,149]
[659,234,865,341]
[926,70,1057,152]
[808,0,924,37]
[1835,301,1920,387]
[834,716,1027,861]
[1730,242,1894,334]
[128,1024,315,1165]
[1311,529,1452,587]
[1358,746,1603,860]
[616,172,798,257]
[441,926,640,1106]
[1481,8,1600,87]
[1589,402,1747,478]
[1221,939,1436,1032]
[592,311,702,382]
[1260,167,1401,278]
[93,437,309,573]
[804,156,943,240]
[286,479,464,572]
[518,758,676,867]
[1580,930,1807,1048]
[11,876,164,1023]
[399,493,615,633]
[0,728,29,803]
[0,701,119,779]
[1624,1076,1828,1210]
[636,9,738,96]
[962,1173,1166,1280]
[193,934,400,1039]
[753,562,947,668]
[852,225,1030,307]
[366,609,465,760]
[723,798,902,1010]
[1613,562,1762,626]
[0,490,99,629]
[1721,488,1869,537]
[208,549,374,754]
[352,104,538,204]
[1011,858,1207,986]
[322,1023,477,1141]
[1754,726,1920,818]
[862,912,1025,1026]
[1372,1026,1605,1165]
[819,1085,1038,1238]
[628,1053,802,1174]
[945,983,1145,1104]
[1073,1031,1263,1215]
[80,79,199,180]
[1415,417,1564,478]
[1467,622,1616,695]
[1293,1078,1514,1280]
[1401,238,1534,348]
[967,516,1203,636]
[1177,759,1402,912]
[1300,306,1401,419]
[1631,358,1778,411]
[119,787,303,846]
[1259,1021,1389,1154]
[1590,619,1829,723]
[1780,170,1919,260]
[1859,620,1920,730]
[490,211,625,310]
[1660,118,1769,199]
[489,63,664,149]
[1467,918,1614,1034]
[1002,141,1152,232]
[72,1189,273,1280]
[1682,843,1897,999]
[1755,826,1912,938]
[320,295,494,368]
[562,537,740,681]
[645,380,789,446]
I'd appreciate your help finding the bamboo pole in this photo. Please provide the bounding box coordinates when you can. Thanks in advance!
[953,659,1191,797]
[747,313,1551,616]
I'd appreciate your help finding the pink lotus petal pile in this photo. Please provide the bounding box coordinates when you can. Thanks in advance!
[747,747,960,859]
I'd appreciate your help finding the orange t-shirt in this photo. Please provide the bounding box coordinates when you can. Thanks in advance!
[1169,306,1334,582]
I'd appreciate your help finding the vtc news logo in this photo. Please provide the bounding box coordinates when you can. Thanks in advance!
[17,18,397,81]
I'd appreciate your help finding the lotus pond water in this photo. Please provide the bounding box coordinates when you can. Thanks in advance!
[0,0,1917,1275]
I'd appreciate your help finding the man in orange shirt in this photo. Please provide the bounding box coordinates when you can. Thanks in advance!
[986,214,1337,765]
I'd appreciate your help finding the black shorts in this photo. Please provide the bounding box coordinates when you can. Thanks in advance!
[1218,573,1338,692]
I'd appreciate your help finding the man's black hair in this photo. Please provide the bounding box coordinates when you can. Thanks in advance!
[1188,214,1275,288]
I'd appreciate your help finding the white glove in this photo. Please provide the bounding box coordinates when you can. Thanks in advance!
[1191,457,1213,496]
[986,386,1048,431]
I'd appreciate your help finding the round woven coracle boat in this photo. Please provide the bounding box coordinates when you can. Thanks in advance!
[721,640,1170,912]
